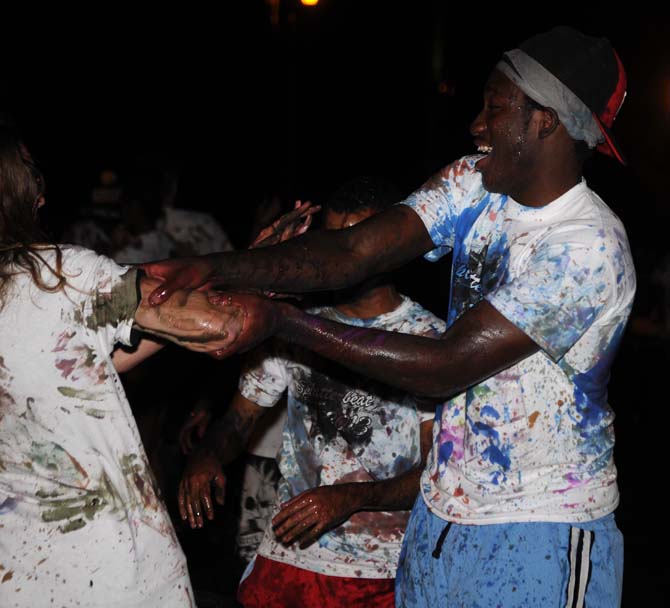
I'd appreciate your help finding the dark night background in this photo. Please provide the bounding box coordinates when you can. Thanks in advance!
[3,2,667,605]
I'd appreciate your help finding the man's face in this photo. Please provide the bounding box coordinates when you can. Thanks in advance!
[470,69,540,200]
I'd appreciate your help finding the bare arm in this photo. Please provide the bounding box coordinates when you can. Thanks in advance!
[143,205,434,304]
[272,419,434,548]
[276,299,538,399]
[210,292,539,400]
[178,391,267,528]
[111,337,165,373]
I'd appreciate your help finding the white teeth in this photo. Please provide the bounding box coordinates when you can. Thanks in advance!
[477,145,493,153]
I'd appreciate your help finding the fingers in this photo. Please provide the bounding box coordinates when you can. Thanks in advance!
[297,523,327,549]
[273,508,321,545]
[178,472,221,529]
[178,477,192,525]
[148,279,181,306]
[295,211,314,236]
[272,491,311,524]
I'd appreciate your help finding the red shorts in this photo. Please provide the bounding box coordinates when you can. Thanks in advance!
[237,555,395,608]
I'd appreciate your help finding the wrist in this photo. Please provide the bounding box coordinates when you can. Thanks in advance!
[345,481,379,513]
[274,300,298,335]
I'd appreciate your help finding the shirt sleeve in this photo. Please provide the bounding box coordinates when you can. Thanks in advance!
[238,342,290,408]
[400,156,482,261]
[65,249,138,349]
[486,227,618,361]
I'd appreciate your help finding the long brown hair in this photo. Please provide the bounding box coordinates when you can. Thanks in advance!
[0,127,66,307]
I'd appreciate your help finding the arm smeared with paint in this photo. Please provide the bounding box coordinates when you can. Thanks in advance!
[272,419,433,548]
[275,299,539,399]
[143,205,434,305]
[178,390,267,528]
[210,292,538,399]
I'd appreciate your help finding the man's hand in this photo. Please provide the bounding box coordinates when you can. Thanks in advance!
[250,200,320,249]
[272,484,360,549]
[135,280,246,353]
[179,405,213,455]
[142,201,320,306]
[178,448,226,529]
[207,292,285,358]
[142,256,219,306]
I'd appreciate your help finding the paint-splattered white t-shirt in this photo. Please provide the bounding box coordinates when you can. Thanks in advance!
[239,297,446,578]
[402,155,636,524]
[0,246,193,607]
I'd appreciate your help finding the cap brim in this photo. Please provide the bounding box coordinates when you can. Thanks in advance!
[594,113,626,165]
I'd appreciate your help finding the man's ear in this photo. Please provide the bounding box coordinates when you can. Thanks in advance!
[538,107,560,139]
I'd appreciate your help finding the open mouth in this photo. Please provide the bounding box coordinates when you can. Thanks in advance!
[475,144,493,172]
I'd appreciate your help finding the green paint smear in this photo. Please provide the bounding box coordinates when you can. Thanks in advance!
[31,441,73,473]
[60,518,86,533]
[83,347,97,368]
[472,384,492,398]
[84,269,138,331]
[36,451,162,535]
[84,408,106,419]
[58,387,103,401]
[39,476,117,534]
[35,489,62,499]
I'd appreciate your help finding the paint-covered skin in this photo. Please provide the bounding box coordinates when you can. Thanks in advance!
[402,155,636,523]
[0,246,193,607]
[239,297,445,579]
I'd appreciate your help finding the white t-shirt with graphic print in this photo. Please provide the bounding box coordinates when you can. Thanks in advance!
[239,296,446,579]
[402,155,636,525]
[0,246,193,607]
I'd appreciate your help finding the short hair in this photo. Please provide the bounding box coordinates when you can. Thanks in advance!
[324,176,402,215]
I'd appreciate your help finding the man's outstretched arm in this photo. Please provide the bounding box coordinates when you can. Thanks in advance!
[210,292,539,400]
[277,299,539,399]
[143,205,434,305]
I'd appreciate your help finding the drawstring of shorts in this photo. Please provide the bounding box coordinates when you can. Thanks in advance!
[432,522,452,558]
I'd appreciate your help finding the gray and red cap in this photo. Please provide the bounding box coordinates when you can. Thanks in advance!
[498,26,627,164]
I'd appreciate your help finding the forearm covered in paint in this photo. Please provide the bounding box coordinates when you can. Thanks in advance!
[276,300,539,399]
[144,206,433,305]
[216,206,431,292]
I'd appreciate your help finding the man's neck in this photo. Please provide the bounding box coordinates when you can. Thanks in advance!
[512,174,582,208]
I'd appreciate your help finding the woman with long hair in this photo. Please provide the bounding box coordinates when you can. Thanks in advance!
[0,126,249,607]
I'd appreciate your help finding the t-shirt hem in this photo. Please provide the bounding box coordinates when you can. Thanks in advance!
[256,545,397,580]
[421,489,619,526]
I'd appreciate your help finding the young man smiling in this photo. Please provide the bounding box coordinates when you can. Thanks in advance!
[145,27,635,607]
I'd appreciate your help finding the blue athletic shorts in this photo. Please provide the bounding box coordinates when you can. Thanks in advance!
[395,497,623,608]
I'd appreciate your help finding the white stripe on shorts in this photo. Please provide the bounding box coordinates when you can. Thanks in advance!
[566,526,594,608]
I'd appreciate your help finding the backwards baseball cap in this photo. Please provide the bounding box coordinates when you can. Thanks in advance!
[497,26,627,164]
